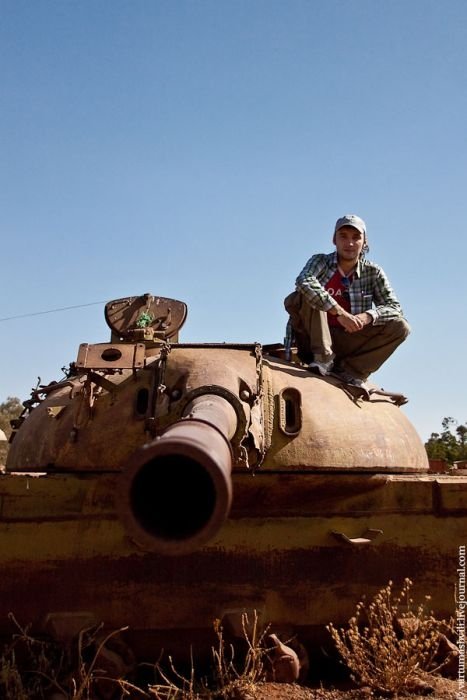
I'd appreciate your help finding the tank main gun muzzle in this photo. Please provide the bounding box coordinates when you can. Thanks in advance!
[119,394,237,555]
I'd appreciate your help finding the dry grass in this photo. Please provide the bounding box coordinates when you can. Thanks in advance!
[0,611,270,699]
[146,611,269,699]
[0,613,130,699]
[0,584,457,699]
[327,578,454,695]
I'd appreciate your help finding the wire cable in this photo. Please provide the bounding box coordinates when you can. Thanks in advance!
[0,300,106,322]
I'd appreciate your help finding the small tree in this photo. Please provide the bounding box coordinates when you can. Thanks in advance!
[425,416,467,464]
[0,396,23,466]
[457,424,467,456]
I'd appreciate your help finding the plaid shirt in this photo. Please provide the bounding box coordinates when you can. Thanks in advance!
[285,251,404,348]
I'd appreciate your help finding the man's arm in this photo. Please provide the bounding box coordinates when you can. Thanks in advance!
[369,267,404,325]
[297,254,368,332]
[330,306,368,332]
[296,254,339,313]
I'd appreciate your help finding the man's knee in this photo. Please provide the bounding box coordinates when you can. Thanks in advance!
[386,317,410,341]
[284,291,301,314]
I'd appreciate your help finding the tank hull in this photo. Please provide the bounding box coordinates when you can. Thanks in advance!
[1,469,464,650]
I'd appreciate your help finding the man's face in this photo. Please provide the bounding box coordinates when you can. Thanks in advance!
[334,226,365,262]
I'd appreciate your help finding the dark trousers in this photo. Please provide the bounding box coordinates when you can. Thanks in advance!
[284,291,410,380]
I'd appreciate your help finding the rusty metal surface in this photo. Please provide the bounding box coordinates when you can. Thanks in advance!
[261,355,428,472]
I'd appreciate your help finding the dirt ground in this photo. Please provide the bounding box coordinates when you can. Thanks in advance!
[236,675,459,700]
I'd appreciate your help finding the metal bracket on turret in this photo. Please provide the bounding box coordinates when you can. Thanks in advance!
[76,343,146,370]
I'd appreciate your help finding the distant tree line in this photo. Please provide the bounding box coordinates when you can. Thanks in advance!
[424,416,467,464]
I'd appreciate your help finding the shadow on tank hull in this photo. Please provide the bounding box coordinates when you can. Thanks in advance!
[2,294,465,654]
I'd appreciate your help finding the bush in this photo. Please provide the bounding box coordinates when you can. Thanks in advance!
[327,578,449,695]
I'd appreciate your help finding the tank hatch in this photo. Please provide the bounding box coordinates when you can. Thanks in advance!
[105,294,187,342]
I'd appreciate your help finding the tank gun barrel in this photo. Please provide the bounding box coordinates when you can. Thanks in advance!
[119,394,237,555]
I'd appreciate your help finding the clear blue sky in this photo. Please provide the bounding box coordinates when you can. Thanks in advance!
[1,0,466,441]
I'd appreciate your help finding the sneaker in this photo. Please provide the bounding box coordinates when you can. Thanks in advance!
[308,359,333,376]
[334,369,367,388]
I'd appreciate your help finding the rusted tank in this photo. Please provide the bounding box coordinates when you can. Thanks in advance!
[2,294,466,656]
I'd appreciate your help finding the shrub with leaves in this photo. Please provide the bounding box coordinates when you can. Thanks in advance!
[327,578,449,695]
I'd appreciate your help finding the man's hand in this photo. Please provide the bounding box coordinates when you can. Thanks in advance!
[336,311,372,333]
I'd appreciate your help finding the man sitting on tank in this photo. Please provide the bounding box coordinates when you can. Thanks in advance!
[284,214,409,389]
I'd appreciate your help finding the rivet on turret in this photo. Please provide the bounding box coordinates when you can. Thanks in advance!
[240,389,250,402]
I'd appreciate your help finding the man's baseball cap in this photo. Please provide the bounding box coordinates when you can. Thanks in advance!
[334,214,366,237]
